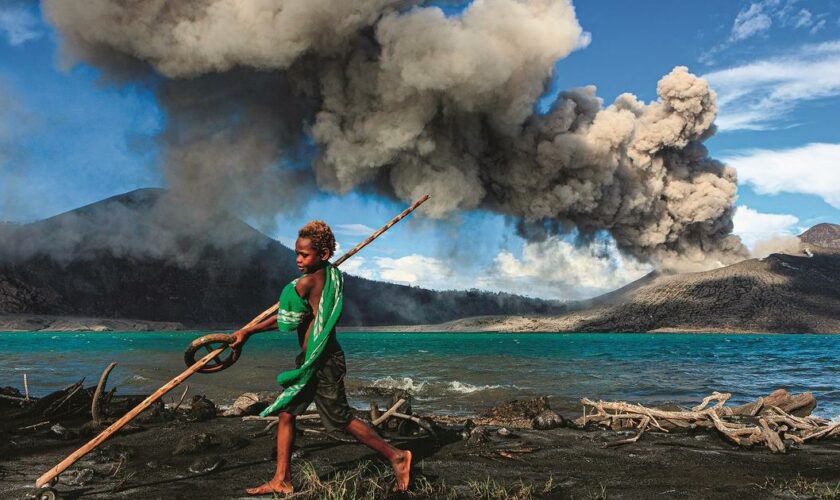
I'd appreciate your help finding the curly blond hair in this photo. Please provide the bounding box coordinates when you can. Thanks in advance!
[298,220,336,258]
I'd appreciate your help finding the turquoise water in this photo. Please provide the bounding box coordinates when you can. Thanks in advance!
[3,332,839,417]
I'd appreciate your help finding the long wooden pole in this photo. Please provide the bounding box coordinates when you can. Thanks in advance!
[236,194,430,331]
[35,194,429,488]
[35,347,224,488]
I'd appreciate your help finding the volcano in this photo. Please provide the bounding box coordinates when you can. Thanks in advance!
[419,224,840,334]
[0,189,564,329]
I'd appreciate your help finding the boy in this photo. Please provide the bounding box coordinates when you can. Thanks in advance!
[229,220,411,496]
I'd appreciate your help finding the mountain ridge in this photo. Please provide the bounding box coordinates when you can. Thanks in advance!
[0,189,564,329]
[392,225,840,333]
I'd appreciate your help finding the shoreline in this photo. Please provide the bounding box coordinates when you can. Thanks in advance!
[1,314,834,334]
[4,393,840,499]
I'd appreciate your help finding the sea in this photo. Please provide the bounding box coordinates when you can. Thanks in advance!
[3,331,839,418]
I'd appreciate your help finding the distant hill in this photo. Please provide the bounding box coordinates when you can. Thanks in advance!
[0,189,564,329]
[410,229,840,333]
[800,223,840,250]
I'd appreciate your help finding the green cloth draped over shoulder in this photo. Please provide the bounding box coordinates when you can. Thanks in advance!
[260,265,344,416]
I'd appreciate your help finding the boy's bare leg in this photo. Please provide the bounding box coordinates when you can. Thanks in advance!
[345,418,412,492]
[246,412,296,495]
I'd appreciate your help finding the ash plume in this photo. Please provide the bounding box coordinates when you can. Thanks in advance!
[43,0,747,268]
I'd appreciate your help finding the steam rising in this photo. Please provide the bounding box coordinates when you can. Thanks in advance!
[43,0,746,268]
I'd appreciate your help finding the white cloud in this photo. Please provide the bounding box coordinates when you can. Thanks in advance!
[325,239,654,301]
[725,143,840,208]
[0,2,42,47]
[374,254,450,285]
[705,41,840,130]
[731,3,773,42]
[334,223,375,237]
[478,237,651,301]
[792,9,813,29]
[338,255,376,279]
[701,2,834,66]
[810,19,826,35]
[732,205,800,249]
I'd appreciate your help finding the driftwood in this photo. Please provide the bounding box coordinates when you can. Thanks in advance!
[239,396,443,441]
[0,393,28,402]
[241,414,320,422]
[91,362,118,427]
[43,379,89,419]
[172,384,190,412]
[391,411,439,441]
[577,389,832,453]
[372,398,406,426]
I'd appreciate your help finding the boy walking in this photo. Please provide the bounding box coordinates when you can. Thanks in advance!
[230,220,411,496]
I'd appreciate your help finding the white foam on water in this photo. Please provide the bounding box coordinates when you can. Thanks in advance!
[130,374,149,381]
[363,376,518,395]
[369,376,427,393]
[447,381,517,394]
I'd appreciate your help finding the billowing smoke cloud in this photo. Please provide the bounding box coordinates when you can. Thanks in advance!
[752,235,802,259]
[43,0,746,268]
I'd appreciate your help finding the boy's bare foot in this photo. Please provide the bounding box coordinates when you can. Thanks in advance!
[245,479,294,496]
[391,450,412,492]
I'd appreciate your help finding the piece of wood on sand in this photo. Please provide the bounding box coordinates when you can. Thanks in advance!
[91,362,117,428]
[578,389,834,453]
[35,347,225,488]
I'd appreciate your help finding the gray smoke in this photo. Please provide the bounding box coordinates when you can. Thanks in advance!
[43,0,746,268]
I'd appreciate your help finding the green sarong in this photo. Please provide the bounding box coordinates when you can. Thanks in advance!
[260,265,344,416]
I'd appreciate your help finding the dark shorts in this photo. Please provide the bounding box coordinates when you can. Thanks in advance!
[283,349,354,432]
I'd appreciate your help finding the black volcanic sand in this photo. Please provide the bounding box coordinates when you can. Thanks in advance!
[4,410,840,500]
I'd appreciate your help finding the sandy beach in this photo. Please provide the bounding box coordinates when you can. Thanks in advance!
[4,389,840,499]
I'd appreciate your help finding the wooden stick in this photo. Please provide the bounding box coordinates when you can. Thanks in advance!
[35,347,225,488]
[391,411,438,439]
[759,417,786,453]
[605,416,650,448]
[19,421,50,431]
[333,195,430,267]
[372,398,406,426]
[691,392,731,412]
[45,380,85,418]
[0,394,27,401]
[23,373,30,401]
[236,195,430,331]
[172,384,190,412]
[91,362,117,427]
[242,414,320,422]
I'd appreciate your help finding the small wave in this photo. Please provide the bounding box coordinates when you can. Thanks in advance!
[354,376,518,396]
[369,376,427,393]
[130,375,149,381]
[447,381,513,394]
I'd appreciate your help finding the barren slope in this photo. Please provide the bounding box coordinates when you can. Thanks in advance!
[0,189,564,329]
[416,236,840,333]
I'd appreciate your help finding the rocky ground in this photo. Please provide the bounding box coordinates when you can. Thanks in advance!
[3,388,840,499]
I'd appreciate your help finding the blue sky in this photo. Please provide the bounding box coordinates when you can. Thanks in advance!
[1,0,839,301]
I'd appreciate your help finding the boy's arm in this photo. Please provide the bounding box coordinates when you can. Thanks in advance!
[229,313,277,348]
[231,275,316,349]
